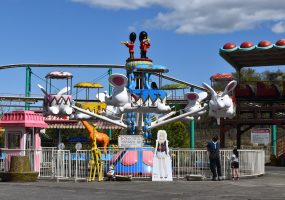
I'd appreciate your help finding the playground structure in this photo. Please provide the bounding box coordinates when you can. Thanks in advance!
[2,32,284,180]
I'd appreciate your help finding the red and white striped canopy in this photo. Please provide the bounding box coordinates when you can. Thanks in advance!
[47,120,123,130]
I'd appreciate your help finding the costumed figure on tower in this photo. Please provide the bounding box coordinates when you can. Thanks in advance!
[139,31,150,58]
[121,32,136,59]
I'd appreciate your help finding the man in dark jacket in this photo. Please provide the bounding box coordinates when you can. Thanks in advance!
[207,135,222,181]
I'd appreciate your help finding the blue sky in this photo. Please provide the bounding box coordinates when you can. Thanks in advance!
[0,0,285,102]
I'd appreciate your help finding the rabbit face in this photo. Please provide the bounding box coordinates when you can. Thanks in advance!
[209,95,234,115]
[202,80,237,124]
[210,93,232,110]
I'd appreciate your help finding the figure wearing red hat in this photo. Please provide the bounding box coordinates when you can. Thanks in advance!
[121,32,136,59]
[139,31,150,59]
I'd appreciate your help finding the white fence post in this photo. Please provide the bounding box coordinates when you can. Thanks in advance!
[0,148,266,181]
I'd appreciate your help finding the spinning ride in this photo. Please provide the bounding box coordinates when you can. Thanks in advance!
[35,31,238,178]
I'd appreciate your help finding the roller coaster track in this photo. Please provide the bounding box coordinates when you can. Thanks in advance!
[0,63,125,70]
[152,73,207,91]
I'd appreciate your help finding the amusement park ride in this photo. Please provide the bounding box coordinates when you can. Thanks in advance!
[71,32,236,134]
[9,31,285,181]
[219,39,285,152]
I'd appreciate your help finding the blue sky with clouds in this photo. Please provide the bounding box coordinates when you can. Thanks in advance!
[0,0,285,100]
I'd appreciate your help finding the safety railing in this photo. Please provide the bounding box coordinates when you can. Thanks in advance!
[72,148,264,181]
[0,149,38,172]
[0,148,265,181]
[55,150,71,180]
[238,150,265,177]
[40,147,57,178]
[171,149,232,179]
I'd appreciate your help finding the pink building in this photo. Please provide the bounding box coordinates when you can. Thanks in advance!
[0,110,47,172]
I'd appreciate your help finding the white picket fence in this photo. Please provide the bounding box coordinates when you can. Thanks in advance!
[0,148,265,181]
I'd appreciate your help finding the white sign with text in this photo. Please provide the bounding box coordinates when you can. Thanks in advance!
[118,135,144,148]
[251,128,271,144]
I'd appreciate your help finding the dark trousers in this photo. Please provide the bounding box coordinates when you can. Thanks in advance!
[141,51,147,58]
[209,157,222,178]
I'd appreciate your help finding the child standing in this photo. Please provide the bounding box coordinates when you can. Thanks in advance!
[230,147,240,180]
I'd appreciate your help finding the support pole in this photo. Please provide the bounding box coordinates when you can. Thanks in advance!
[25,66,32,110]
[72,106,127,128]
[108,68,113,96]
[190,119,195,149]
[271,125,277,156]
[190,87,195,149]
[108,68,113,140]
[149,106,207,129]
[237,125,241,149]
[220,119,225,148]
[58,129,62,146]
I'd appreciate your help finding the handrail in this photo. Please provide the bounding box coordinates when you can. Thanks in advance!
[152,73,207,91]
[0,63,125,70]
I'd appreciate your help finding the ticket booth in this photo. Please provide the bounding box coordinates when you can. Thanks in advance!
[0,111,47,172]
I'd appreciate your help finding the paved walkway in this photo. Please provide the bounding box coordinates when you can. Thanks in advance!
[1,167,285,200]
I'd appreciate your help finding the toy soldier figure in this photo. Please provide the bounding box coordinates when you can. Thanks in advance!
[121,32,136,59]
[139,31,150,58]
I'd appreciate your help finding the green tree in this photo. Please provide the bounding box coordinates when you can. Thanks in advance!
[261,69,285,82]
[151,121,187,148]
[0,132,4,147]
[160,83,188,90]
[238,68,261,83]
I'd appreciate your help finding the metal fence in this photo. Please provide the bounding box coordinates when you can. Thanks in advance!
[0,149,37,172]
[0,148,265,181]
[40,147,56,178]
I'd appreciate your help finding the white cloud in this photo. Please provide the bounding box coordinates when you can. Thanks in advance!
[71,0,156,10]
[71,0,285,34]
[128,26,137,32]
[271,21,285,33]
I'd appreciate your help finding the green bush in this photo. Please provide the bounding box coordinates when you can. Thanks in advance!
[270,154,278,166]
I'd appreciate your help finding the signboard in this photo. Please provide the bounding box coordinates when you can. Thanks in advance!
[251,128,271,144]
[68,136,89,143]
[118,135,144,148]
[44,115,70,120]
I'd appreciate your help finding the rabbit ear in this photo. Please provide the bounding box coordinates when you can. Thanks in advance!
[198,92,208,102]
[184,92,199,102]
[202,82,216,96]
[223,80,237,95]
[57,87,70,95]
[96,92,106,102]
[38,84,48,96]
[109,74,128,87]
